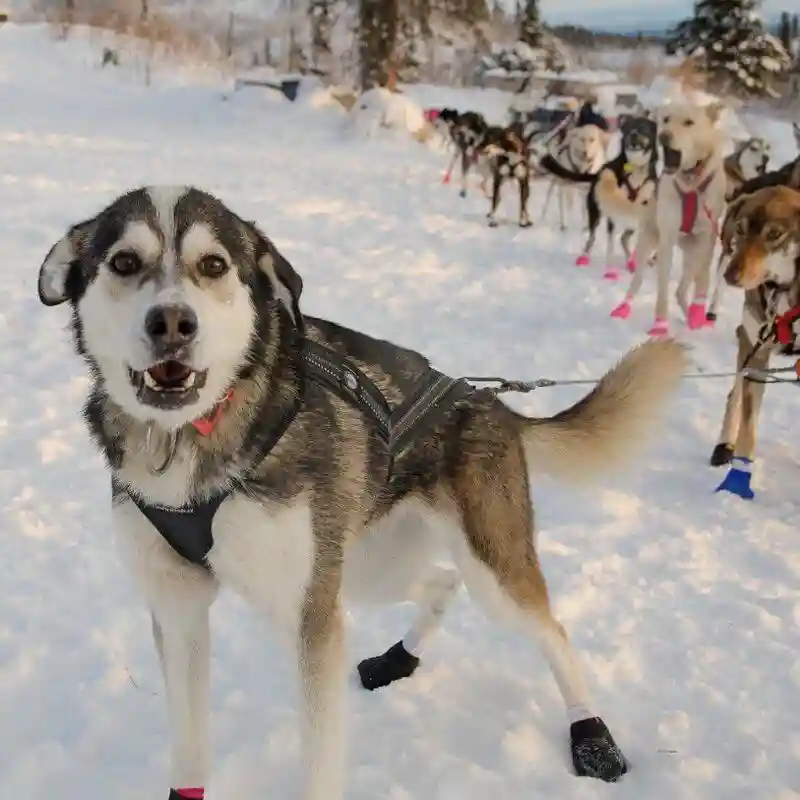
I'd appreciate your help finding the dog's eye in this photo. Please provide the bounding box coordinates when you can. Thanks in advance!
[764,226,785,243]
[735,219,748,236]
[108,251,143,277]
[197,254,229,278]
[663,115,670,124]
[684,119,695,127]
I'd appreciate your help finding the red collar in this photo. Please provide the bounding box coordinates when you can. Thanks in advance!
[191,390,234,436]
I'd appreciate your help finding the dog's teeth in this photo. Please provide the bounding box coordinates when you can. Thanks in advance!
[143,370,159,390]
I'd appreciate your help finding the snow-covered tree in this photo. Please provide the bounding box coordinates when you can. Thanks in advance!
[308,0,333,73]
[666,0,792,97]
[518,0,542,48]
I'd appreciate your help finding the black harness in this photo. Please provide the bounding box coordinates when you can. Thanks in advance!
[116,335,477,571]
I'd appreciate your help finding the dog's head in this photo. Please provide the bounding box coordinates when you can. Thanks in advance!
[618,114,658,167]
[735,136,771,179]
[721,185,800,290]
[38,186,303,430]
[438,108,459,129]
[568,124,608,166]
[657,101,725,176]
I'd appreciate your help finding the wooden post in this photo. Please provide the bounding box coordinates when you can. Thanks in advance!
[226,12,235,58]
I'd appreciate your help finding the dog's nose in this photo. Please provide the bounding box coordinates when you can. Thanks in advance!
[145,303,198,351]
[658,131,672,147]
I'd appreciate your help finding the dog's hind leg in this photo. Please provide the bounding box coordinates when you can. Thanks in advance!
[558,184,568,231]
[445,454,628,783]
[602,219,619,280]
[518,173,532,227]
[356,563,460,690]
[345,510,461,690]
[443,150,458,184]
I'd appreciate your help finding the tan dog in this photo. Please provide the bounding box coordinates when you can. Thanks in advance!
[610,102,728,336]
[709,186,800,499]
[535,123,610,230]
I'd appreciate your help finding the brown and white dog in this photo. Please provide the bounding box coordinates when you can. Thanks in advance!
[710,185,800,499]
[610,102,728,336]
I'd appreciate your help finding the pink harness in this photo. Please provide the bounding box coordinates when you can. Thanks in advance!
[676,171,716,235]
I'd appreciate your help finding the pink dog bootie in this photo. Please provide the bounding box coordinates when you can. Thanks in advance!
[575,254,590,266]
[603,267,620,281]
[687,302,707,331]
[647,316,669,337]
[610,300,631,319]
[625,255,637,273]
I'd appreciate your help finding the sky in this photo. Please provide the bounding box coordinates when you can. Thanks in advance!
[538,0,787,29]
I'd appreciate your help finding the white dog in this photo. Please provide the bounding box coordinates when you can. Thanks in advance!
[610,102,728,336]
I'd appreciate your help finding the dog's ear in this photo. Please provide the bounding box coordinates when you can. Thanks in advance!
[248,223,303,326]
[720,193,751,253]
[704,101,725,124]
[38,218,96,307]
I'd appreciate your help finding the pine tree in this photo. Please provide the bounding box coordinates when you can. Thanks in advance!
[666,0,792,97]
[778,10,791,51]
[792,13,799,40]
[518,0,542,48]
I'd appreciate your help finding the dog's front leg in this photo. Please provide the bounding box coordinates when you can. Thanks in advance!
[152,594,214,798]
[710,326,751,467]
[487,170,503,227]
[650,235,675,336]
[715,345,770,500]
[298,571,347,800]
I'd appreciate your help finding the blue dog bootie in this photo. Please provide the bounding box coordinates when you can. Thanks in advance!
[715,457,755,500]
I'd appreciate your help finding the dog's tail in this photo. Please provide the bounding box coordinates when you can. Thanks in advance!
[516,339,689,485]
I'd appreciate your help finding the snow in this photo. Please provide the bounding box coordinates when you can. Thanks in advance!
[2,21,800,800]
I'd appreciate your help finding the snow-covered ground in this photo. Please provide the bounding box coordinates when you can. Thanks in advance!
[1,23,799,800]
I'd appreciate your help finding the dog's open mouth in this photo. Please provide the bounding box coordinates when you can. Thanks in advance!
[128,361,208,409]
[662,145,682,173]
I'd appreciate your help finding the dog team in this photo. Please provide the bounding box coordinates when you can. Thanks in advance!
[434,102,799,339]
[35,87,800,799]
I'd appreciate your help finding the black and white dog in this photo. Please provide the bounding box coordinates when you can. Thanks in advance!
[438,108,491,197]
[577,115,659,279]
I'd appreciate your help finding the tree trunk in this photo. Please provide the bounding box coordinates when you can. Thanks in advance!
[359,0,398,90]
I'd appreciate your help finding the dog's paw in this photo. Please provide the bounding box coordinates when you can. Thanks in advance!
[570,717,628,783]
[709,443,734,467]
[519,219,532,228]
[169,790,204,799]
[458,188,467,198]
[571,717,628,782]
[705,310,717,323]
[488,218,498,228]
[357,641,420,691]
[715,457,755,499]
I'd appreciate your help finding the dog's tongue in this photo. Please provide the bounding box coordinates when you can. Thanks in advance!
[149,360,192,387]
